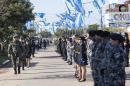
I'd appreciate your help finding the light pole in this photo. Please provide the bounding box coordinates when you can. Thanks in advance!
[100,7,103,29]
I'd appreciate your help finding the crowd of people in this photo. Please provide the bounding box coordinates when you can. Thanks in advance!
[57,30,129,86]
[8,34,50,74]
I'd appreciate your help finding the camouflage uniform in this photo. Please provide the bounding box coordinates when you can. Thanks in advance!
[102,42,125,86]
[20,40,26,70]
[91,41,101,86]
[8,40,23,74]
[91,38,107,86]
[98,40,110,86]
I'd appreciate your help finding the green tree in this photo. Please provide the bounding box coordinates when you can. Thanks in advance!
[54,28,65,37]
[0,0,34,41]
[88,24,99,31]
[40,31,52,38]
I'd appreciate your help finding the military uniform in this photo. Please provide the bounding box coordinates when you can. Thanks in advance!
[8,40,23,74]
[30,37,35,57]
[103,43,125,86]
[62,40,67,61]
[20,40,26,70]
[91,40,104,86]
[100,33,126,86]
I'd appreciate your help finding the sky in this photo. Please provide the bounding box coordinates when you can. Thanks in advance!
[30,0,125,26]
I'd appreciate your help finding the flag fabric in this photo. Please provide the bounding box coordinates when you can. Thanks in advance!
[56,14,66,20]
[101,0,105,4]
[93,0,106,10]
[65,2,71,14]
[93,0,101,10]
[66,0,84,14]
[34,13,45,18]
[75,13,83,28]
[25,21,33,29]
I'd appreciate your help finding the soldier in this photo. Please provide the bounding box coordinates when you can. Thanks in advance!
[91,30,105,86]
[19,36,26,70]
[25,39,32,68]
[30,37,35,57]
[8,35,23,74]
[43,40,47,49]
[124,32,129,67]
[103,33,126,86]
[61,38,67,61]
[57,38,63,55]
[86,30,96,64]
[98,31,110,86]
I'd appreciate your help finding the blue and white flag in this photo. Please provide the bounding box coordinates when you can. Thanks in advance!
[25,21,33,29]
[93,0,101,10]
[101,0,105,4]
[34,13,45,18]
[43,21,50,26]
[75,13,83,28]
[66,0,84,14]
[65,2,71,14]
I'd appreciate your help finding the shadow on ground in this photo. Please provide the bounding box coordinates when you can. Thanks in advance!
[0,73,92,81]
[36,56,61,59]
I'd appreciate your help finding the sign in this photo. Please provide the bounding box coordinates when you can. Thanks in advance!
[109,12,130,27]
[110,12,130,22]
[109,22,130,27]
[109,4,129,12]
[105,3,130,27]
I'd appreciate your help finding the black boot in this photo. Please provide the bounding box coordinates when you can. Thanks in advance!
[14,70,17,75]
[18,67,21,74]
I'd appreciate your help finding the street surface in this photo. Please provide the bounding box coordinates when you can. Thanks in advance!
[0,46,130,86]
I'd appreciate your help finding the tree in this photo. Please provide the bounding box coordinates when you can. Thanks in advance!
[54,28,84,38]
[54,28,65,37]
[88,24,99,31]
[0,0,34,41]
[40,31,52,38]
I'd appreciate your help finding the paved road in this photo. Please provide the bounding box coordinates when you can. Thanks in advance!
[0,46,130,86]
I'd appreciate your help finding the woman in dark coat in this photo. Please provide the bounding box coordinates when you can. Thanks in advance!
[76,36,87,82]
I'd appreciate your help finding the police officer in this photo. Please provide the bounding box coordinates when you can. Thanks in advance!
[8,34,23,74]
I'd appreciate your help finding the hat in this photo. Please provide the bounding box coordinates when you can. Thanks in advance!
[103,31,110,38]
[95,30,104,37]
[88,30,96,37]
[110,33,124,43]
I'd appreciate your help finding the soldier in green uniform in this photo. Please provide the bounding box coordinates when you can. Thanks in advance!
[19,36,26,70]
[8,35,23,74]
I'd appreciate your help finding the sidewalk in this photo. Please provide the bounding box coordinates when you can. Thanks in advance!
[0,46,130,86]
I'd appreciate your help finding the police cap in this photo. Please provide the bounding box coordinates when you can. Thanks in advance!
[95,30,104,37]
[110,33,124,43]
